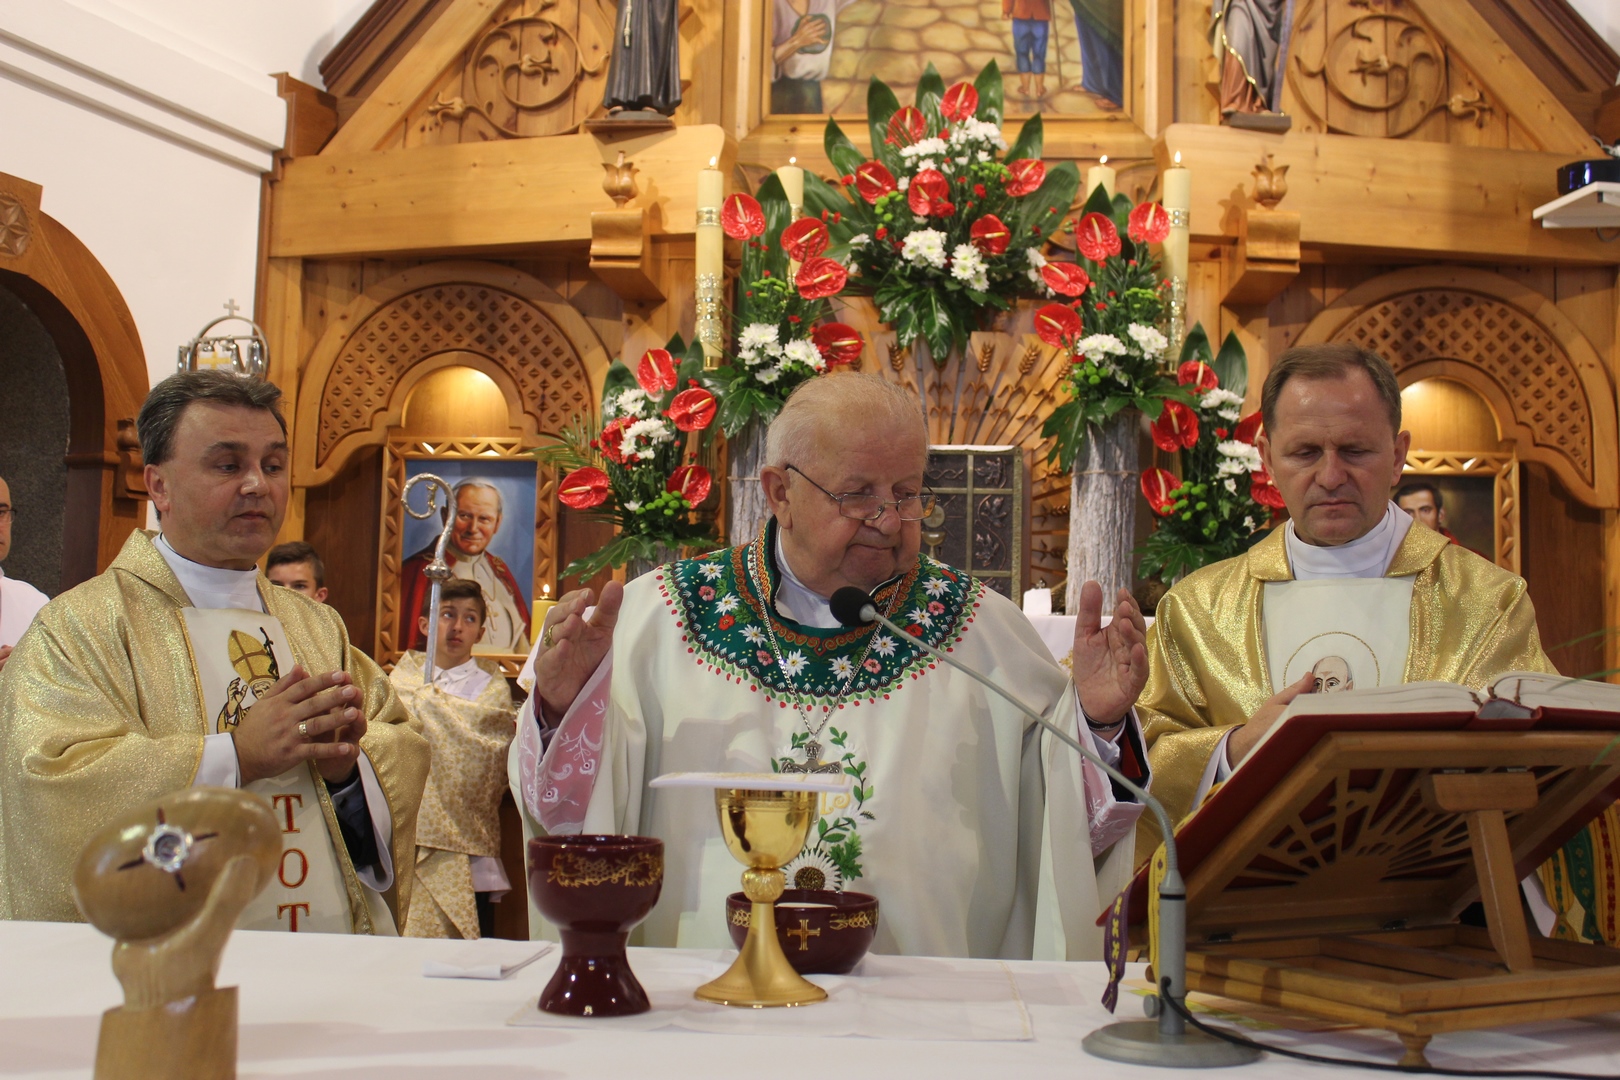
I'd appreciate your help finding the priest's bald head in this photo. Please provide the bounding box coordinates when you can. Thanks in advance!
[1256,343,1411,548]
[759,372,930,597]
[138,371,289,570]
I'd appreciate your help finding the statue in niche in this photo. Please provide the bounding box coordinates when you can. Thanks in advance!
[601,0,682,118]
[1210,0,1293,130]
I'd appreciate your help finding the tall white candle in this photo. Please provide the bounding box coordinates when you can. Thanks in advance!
[1161,151,1191,282]
[696,157,725,365]
[1085,155,1117,200]
[777,156,805,218]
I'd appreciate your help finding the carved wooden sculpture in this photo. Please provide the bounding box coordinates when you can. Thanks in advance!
[73,788,281,1080]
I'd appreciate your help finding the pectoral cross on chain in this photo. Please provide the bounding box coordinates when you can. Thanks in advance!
[781,739,843,775]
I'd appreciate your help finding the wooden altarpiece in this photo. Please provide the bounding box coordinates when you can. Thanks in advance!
[1129,702,1620,1066]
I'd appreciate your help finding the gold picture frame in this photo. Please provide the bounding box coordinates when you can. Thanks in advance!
[1400,450,1519,574]
[376,435,558,678]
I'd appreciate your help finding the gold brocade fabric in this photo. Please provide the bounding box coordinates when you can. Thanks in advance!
[406,847,478,940]
[0,531,430,930]
[1136,524,1555,866]
[389,652,515,858]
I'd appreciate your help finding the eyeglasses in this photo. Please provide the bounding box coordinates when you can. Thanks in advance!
[0,506,13,523]
[785,465,937,522]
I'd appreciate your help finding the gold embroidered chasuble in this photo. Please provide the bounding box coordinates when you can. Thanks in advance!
[1136,523,1553,864]
[0,531,430,930]
[390,651,516,939]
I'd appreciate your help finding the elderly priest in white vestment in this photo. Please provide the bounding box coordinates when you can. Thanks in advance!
[512,372,1151,960]
[0,372,429,934]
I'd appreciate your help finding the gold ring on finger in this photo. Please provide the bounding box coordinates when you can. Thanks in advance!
[298,719,309,740]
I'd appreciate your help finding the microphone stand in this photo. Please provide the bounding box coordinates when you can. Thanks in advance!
[402,474,457,684]
[841,592,1257,1067]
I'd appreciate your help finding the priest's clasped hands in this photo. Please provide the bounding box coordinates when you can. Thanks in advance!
[235,665,367,785]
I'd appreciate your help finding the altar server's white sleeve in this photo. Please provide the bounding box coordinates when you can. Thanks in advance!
[352,752,394,891]
[193,733,240,788]
[1191,729,1238,808]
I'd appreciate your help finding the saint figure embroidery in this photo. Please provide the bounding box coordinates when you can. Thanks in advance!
[217,628,279,731]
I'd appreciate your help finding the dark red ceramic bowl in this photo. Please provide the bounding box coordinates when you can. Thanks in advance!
[529,834,663,1017]
[726,889,879,975]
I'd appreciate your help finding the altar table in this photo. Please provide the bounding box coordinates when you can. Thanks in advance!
[2,922,1617,1078]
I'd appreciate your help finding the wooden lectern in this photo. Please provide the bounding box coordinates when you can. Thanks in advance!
[1127,682,1620,1067]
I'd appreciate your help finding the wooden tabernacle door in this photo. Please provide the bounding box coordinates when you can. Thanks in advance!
[1128,697,1620,1067]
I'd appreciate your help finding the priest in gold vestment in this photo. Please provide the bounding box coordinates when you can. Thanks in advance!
[0,372,429,933]
[1136,344,1610,941]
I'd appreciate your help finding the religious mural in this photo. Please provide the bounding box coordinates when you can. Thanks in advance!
[767,0,1127,117]
[398,458,540,657]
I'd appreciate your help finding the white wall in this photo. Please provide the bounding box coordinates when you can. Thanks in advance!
[1569,0,1620,71]
[0,0,369,400]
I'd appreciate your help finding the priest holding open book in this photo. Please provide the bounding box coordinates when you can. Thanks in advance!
[1135,343,1612,942]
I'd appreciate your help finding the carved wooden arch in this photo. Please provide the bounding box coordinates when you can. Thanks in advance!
[1293,267,1618,509]
[294,260,612,486]
[0,172,148,583]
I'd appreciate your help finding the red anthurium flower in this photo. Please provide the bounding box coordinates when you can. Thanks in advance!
[1041,262,1091,297]
[941,82,979,121]
[1250,469,1286,510]
[795,256,848,299]
[781,217,830,261]
[887,106,926,146]
[665,387,717,431]
[1127,201,1171,244]
[1141,468,1182,517]
[907,169,953,217]
[559,466,611,510]
[811,322,864,366]
[855,160,897,204]
[1151,401,1200,452]
[636,348,678,394]
[594,416,632,464]
[667,464,713,506]
[1234,411,1263,445]
[1075,212,1122,262]
[1034,303,1083,348]
[1003,159,1046,197]
[1176,360,1218,392]
[720,193,765,239]
[969,214,1011,255]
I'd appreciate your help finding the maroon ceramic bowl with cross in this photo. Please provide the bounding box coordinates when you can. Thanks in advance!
[726,889,879,975]
[529,835,663,1017]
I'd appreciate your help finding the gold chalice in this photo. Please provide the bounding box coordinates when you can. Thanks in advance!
[694,787,826,1007]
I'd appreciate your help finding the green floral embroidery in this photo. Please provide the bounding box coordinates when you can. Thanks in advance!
[775,727,875,889]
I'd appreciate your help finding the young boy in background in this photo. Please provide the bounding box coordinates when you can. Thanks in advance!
[391,578,516,938]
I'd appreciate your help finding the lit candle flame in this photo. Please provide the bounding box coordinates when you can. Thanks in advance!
[709,156,717,168]
[789,156,797,165]
[1173,151,1182,166]
[543,583,551,598]
[1099,155,1108,165]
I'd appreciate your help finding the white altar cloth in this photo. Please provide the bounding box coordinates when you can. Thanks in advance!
[1,920,1617,1079]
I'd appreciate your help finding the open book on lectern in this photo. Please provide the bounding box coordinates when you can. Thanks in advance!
[1122,671,1620,928]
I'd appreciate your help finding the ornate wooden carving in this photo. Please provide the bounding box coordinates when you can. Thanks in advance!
[294,261,612,487]
[1294,267,1619,509]
[0,193,32,258]
[410,0,614,143]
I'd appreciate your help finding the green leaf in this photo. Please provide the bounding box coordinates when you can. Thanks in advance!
[823,117,866,180]
[867,77,903,173]
[1006,111,1043,162]
[1016,160,1080,243]
[1080,182,1114,218]
[1179,322,1213,365]
[915,62,945,125]
[1041,397,1090,471]
[1213,330,1249,397]
[973,60,1003,126]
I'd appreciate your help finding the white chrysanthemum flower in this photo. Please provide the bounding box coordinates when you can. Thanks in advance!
[716,594,739,613]
[1026,247,1048,268]
[780,650,808,677]
[623,499,642,512]
[871,633,898,657]
[783,848,843,892]
[1244,516,1257,531]
[1127,323,1169,356]
[897,176,910,191]
[1216,440,1263,475]
[830,656,855,678]
[622,417,674,458]
[902,228,949,270]
[782,338,823,371]
[1200,388,1244,412]
[741,625,766,645]
[1076,334,1128,359]
[611,387,651,418]
[950,243,989,290]
[699,562,724,580]
[1219,406,1242,422]
[1224,477,1238,494]
[898,137,948,160]
[924,578,950,596]
[948,117,1007,152]
[739,323,779,352]
[906,606,933,626]
[848,233,870,247]
[755,365,783,385]
[1027,266,1044,284]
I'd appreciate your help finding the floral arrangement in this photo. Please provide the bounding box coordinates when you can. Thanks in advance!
[803,60,1080,364]
[539,339,719,579]
[1039,185,1195,470]
[709,174,865,438]
[1136,327,1285,581]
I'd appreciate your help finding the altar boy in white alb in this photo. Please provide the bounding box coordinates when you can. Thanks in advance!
[513,373,1151,960]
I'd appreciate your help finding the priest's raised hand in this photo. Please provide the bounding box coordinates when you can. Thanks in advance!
[1069,579,1149,726]
[535,581,624,725]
